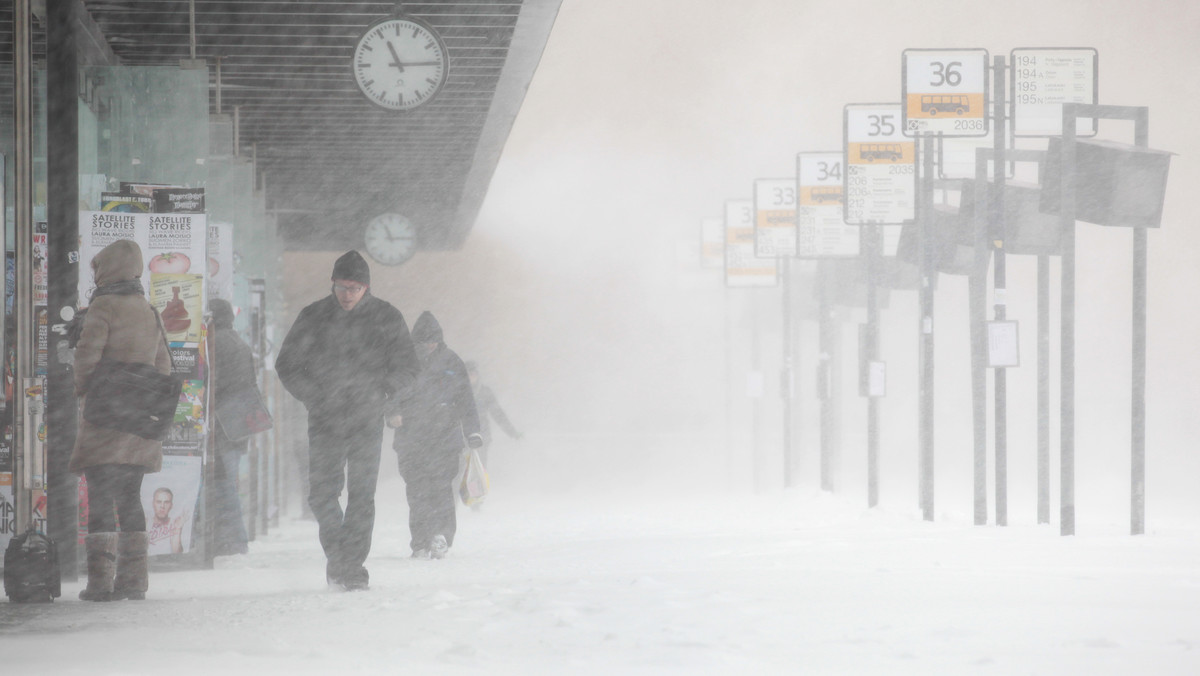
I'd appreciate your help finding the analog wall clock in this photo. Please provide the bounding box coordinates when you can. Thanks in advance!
[364,212,419,265]
[352,14,449,111]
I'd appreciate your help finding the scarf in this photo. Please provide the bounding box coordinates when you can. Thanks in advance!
[90,278,144,300]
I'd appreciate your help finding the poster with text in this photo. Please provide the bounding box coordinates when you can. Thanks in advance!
[78,211,145,305]
[142,455,202,557]
[0,474,13,554]
[207,221,235,301]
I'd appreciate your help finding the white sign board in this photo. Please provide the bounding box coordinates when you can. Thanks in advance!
[844,104,916,225]
[725,200,777,288]
[868,361,887,398]
[902,48,989,137]
[796,152,859,258]
[753,178,797,257]
[1011,48,1098,137]
[987,320,1020,367]
[700,218,724,269]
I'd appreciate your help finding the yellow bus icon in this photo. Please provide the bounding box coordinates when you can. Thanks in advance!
[920,94,969,116]
[860,143,903,162]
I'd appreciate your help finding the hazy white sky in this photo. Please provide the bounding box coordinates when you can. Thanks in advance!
[356,0,1200,519]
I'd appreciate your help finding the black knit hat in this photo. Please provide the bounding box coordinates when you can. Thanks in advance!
[208,298,235,330]
[411,311,444,344]
[332,250,370,286]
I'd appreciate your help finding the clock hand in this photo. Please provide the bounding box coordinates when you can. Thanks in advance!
[386,41,404,72]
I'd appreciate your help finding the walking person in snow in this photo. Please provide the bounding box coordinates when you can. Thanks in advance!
[394,312,482,559]
[465,361,522,470]
[207,298,254,556]
[72,239,171,601]
[275,251,419,590]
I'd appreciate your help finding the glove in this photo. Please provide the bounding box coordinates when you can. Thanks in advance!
[466,433,483,449]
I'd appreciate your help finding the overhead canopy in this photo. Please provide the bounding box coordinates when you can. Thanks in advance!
[74,0,561,251]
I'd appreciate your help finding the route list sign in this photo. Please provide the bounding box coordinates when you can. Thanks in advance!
[1011,47,1098,137]
[725,199,777,288]
[753,178,797,257]
[796,152,859,258]
[843,103,916,225]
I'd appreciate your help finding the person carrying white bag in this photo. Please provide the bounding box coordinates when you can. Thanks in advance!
[391,312,482,559]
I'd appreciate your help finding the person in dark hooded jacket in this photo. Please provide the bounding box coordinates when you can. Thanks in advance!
[208,299,255,556]
[275,251,419,589]
[394,311,482,559]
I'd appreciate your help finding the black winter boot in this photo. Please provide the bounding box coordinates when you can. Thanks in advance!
[80,532,118,601]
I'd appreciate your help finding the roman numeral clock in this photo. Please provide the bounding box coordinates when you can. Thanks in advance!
[352,13,449,111]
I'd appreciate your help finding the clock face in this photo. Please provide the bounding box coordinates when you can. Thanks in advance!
[353,16,449,111]
[364,213,418,265]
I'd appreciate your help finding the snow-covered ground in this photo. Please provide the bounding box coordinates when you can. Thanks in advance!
[3,447,1199,676]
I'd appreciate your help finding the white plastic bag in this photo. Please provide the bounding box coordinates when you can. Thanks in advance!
[459,449,489,506]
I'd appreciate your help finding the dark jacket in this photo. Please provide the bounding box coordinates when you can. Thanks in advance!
[275,293,418,421]
[211,325,257,452]
[394,330,481,481]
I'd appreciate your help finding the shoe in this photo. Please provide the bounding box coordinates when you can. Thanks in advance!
[341,566,369,591]
[326,561,345,590]
[430,534,448,560]
[411,548,430,559]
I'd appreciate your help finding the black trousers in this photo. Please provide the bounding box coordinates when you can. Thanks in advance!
[307,411,384,575]
[405,474,457,552]
[84,464,146,533]
[211,444,248,553]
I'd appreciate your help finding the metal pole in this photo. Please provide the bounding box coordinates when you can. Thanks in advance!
[1037,254,1050,524]
[13,0,35,534]
[47,0,82,577]
[970,149,989,525]
[866,225,880,508]
[1131,108,1149,535]
[724,288,734,491]
[752,293,762,493]
[918,135,935,521]
[1060,107,1078,536]
[992,55,1009,526]
[818,262,834,492]
[782,258,794,488]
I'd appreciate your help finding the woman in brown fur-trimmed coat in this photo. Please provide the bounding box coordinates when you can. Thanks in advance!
[71,239,171,601]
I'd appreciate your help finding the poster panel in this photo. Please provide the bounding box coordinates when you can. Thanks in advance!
[753,178,797,257]
[142,455,202,557]
[797,152,859,258]
[725,200,777,288]
[0,474,13,554]
[77,211,144,304]
[844,104,916,225]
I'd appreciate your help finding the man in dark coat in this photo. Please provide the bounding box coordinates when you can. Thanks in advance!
[394,311,482,559]
[276,251,419,589]
[208,299,255,556]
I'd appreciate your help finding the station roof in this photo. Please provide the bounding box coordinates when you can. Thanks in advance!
[73,0,561,251]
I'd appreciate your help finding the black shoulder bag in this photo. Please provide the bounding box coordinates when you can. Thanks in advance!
[82,308,183,441]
